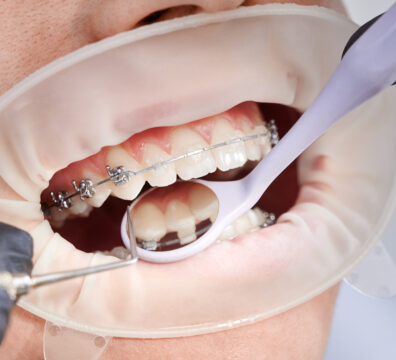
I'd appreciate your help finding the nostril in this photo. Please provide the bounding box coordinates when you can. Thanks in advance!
[92,3,203,40]
[135,5,201,28]
[135,9,169,27]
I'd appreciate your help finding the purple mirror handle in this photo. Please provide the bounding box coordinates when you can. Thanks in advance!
[342,14,384,59]
[342,12,395,87]
[242,1,396,206]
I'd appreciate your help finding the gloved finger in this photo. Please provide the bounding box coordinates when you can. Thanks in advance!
[0,289,13,343]
[0,223,33,344]
[0,222,33,274]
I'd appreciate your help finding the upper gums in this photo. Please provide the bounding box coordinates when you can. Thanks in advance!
[43,101,271,219]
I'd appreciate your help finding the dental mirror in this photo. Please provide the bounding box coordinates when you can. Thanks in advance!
[121,180,277,258]
[121,182,219,253]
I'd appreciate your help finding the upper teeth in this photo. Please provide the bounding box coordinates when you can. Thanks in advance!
[45,114,278,226]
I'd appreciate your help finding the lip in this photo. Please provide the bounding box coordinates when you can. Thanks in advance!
[1,4,396,338]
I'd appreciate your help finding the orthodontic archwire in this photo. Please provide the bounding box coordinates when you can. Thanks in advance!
[42,120,279,214]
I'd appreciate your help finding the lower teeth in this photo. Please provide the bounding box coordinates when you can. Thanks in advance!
[98,206,275,258]
[215,207,275,244]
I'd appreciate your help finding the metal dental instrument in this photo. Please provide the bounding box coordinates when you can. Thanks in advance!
[0,208,138,301]
[121,2,396,263]
[42,121,279,213]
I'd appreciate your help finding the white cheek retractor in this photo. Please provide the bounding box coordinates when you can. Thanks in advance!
[3,3,395,302]
[120,3,396,263]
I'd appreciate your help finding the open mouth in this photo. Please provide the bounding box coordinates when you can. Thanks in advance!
[41,101,299,255]
[2,3,394,339]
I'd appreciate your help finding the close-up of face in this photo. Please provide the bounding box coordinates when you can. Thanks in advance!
[0,1,395,359]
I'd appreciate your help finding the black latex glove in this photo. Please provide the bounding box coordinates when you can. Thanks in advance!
[0,222,33,344]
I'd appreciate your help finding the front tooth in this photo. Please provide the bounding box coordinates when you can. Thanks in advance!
[164,200,196,245]
[211,119,247,171]
[132,202,167,242]
[141,144,177,187]
[106,146,145,200]
[171,127,216,180]
[81,170,112,208]
[188,183,218,223]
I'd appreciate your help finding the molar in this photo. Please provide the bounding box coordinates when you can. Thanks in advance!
[106,147,145,200]
[210,118,247,171]
[141,144,177,187]
[253,207,266,225]
[171,127,217,180]
[234,214,253,235]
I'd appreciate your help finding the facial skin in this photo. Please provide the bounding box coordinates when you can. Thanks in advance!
[0,1,345,359]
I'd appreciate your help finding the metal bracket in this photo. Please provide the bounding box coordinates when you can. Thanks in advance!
[105,166,131,186]
[72,179,96,200]
[50,191,72,211]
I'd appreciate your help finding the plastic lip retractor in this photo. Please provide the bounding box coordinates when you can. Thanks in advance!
[121,2,396,263]
[1,209,138,301]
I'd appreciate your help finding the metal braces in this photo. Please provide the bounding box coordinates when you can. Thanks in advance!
[260,211,277,227]
[42,121,279,214]
[72,179,96,200]
[266,119,279,146]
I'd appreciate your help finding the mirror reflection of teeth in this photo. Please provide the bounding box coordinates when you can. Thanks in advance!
[189,183,218,223]
[164,200,197,245]
[132,202,167,242]
[126,181,276,252]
